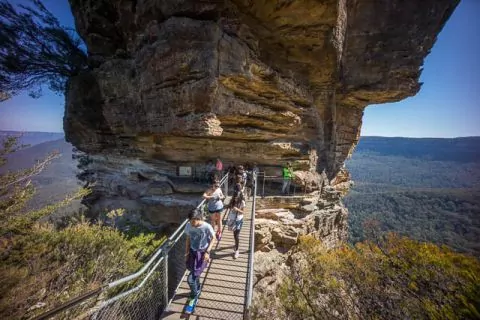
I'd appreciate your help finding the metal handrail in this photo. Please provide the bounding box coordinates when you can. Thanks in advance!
[109,173,228,289]
[32,287,102,320]
[256,171,297,197]
[34,173,229,320]
[95,255,166,311]
[245,172,257,316]
[95,173,230,307]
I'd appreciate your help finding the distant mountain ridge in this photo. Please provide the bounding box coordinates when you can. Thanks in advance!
[0,131,64,148]
[355,136,480,163]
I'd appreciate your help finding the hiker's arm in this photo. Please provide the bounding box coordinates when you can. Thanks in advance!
[206,235,215,254]
[206,228,215,252]
[203,236,215,261]
[233,206,245,214]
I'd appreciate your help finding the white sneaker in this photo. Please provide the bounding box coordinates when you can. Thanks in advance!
[234,250,239,259]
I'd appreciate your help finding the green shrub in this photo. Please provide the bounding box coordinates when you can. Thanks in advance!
[256,234,480,320]
[0,221,163,319]
[0,135,165,319]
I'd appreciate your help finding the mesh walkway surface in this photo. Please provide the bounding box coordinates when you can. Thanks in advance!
[161,199,253,320]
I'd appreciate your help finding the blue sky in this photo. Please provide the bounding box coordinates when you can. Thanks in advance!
[361,0,480,138]
[0,0,478,137]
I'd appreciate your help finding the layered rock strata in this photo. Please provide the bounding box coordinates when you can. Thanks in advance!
[255,186,347,252]
[65,0,459,227]
[253,185,347,316]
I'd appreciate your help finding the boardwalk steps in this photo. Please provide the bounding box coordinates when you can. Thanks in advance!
[161,199,253,319]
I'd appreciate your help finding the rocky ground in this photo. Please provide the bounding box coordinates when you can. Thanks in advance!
[252,184,349,310]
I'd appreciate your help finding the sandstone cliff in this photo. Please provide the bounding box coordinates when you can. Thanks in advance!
[65,0,459,228]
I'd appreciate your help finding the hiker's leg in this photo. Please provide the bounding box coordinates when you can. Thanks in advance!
[234,229,240,251]
[217,212,222,233]
[195,275,201,293]
[210,212,216,230]
[210,212,218,232]
[213,212,219,232]
[282,179,288,193]
[187,272,199,297]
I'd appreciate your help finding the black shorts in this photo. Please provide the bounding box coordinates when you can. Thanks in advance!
[208,209,223,214]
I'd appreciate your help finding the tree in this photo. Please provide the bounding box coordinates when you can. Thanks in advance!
[0,137,164,319]
[0,134,72,235]
[0,0,87,98]
[255,234,480,320]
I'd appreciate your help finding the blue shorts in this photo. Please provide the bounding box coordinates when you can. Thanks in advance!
[233,219,243,231]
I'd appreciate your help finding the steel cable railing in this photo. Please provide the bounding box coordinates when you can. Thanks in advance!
[256,171,297,197]
[34,174,230,320]
[244,172,257,316]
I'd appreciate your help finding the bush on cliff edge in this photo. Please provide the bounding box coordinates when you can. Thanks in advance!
[254,234,480,320]
[0,136,163,319]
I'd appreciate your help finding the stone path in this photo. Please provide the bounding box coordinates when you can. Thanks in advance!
[161,198,253,320]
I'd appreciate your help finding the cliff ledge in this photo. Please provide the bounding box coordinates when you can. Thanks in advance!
[65,0,459,228]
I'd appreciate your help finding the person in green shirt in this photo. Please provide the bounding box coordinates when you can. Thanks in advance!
[281,162,293,194]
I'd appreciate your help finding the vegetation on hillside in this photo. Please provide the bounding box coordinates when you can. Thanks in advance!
[254,235,480,320]
[345,185,480,256]
[345,137,480,257]
[0,136,163,319]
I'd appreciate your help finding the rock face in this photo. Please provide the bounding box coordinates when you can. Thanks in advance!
[255,186,347,252]
[253,185,348,315]
[65,0,459,224]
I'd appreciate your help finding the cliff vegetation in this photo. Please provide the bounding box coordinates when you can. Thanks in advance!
[345,137,480,256]
[0,136,163,320]
[254,234,480,320]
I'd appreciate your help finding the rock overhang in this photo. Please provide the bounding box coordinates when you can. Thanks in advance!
[64,0,459,222]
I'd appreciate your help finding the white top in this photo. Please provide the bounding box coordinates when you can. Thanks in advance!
[233,199,246,221]
[207,187,224,211]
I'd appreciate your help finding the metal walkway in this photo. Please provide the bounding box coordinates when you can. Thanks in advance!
[32,173,257,320]
[161,199,253,319]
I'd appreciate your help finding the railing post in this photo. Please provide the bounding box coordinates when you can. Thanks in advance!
[163,251,169,309]
[262,172,265,198]
[245,172,257,318]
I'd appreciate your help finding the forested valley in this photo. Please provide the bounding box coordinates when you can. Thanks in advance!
[345,136,480,257]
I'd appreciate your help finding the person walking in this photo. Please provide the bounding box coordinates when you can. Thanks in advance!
[236,165,247,189]
[227,192,246,259]
[215,157,223,179]
[205,160,215,184]
[281,162,293,195]
[251,162,259,175]
[184,209,216,314]
[233,174,243,198]
[203,182,225,241]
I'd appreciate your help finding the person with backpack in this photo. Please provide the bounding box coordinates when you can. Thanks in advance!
[281,162,293,195]
[227,192,246,259]
[203,182,225,240]
[184,209,216,314]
